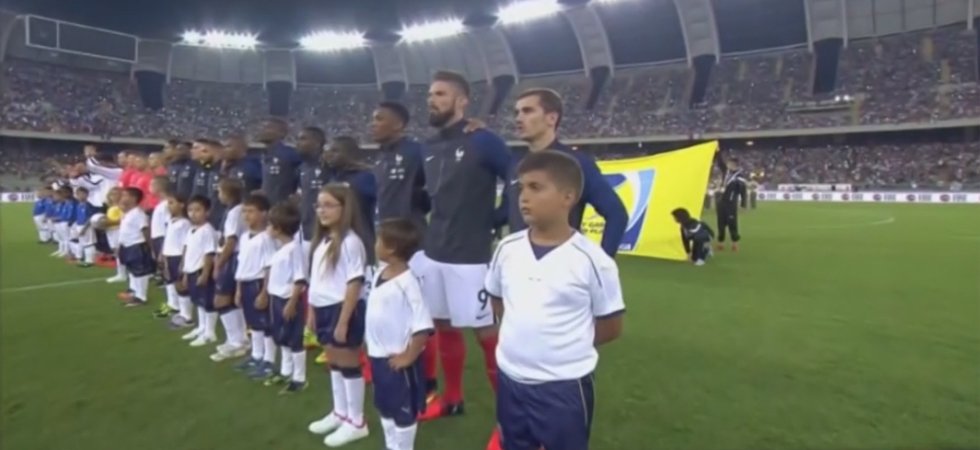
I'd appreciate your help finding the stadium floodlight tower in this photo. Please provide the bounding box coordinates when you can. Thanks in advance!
[399,18,466,44]
[299,30,367,52]
[181,30,258,49]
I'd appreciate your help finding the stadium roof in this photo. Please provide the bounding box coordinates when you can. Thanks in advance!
[3,0,976,81]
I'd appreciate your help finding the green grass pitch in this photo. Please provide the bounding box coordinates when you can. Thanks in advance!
[2,202,979,450]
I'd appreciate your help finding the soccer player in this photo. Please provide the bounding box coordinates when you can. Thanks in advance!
[307,184,374,446]
[222,134,263,194]
[232,194,279,378]
[33,187,53,243]
[323,136,377,247]
[150,177,173,316]
[418,71,509,443]
[161,193,195,329]
[128,152,158,212]
[71,187,97,267]
[148,151,168,176]
[117,187,155,307]
[263,202,309,394]
[714,154,748,251]
[210,179,250,362]
[189,139,225,230]
[257,118,302,205]
[165,140,196,199]
[365,218,432,450]
[501,88,628,257]
[297,126,329,241]
[672,207,715,266]
[181,195,220,347]
[485,150,625,450]
[371,101,430,233]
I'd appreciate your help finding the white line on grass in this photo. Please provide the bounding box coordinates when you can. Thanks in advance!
[754,216,896,231]
[0,277,107,294]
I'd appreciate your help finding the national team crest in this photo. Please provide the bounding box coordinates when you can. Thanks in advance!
[454,147,464,162]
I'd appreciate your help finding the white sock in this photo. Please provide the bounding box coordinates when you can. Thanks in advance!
[70,241,81,259]
[165,285,179,310]
[179,296,193,321]
[196,307,207,332]
[83,246,96,264]
[394,424,417,450]
[344,375,366,426]
[129,274,150,302]
[205,312,218,339]
[279,347,293,376]
[291,350,307,383]
[115,258,127,278]
[251,331,265,360]
[380,418,396,450]
[263,336,276,363]
[230,309,247,345]
[330,370,349,419]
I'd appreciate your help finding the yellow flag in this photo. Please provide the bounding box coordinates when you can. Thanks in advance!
[581,141,718,261]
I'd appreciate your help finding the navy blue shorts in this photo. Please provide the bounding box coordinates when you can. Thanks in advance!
[187,270,226,312]
[119,244,155,277]
[497,371,595,450]
[239,279,268,332]
[214,255,238,296]
[151,237,164,259]
[313,300,366,349]
[270,295,307,351]
[163,256,189,295]
[370,357,425,427]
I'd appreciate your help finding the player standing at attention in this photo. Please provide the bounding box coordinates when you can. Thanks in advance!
[161,194,195,329]
[307,184,374,447]
[232,194,279,379]
[486,151,625,450]
[181,195,221,347]
[322,137,377,247]
[117,188,155,308]
[714,152,747,251]
[257,118,302,206]
[672,207,715,266]
[297,126,328,242]
[165,140,196,200]
[189,139,225,230]
[222,134,263,194]
[263,203,309,394]
[418,70,510,448]
[210,179,250,362]
[365,219,433,450]
[499,88,627,257]
[150,177,174,317]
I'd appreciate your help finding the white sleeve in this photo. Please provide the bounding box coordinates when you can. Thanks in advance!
[405,278,434,334]
[261,235,277,269]
[289,242,308,283]
[223,209,242,238]
[589,255,625,318]
[135,211,149,230]
[85,157,122,181]
[341,236,366,283]
[200,227,218,254]
[177,222,190,247]
[484,245,505,298]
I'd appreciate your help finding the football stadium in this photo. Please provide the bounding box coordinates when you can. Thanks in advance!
[1,1,979,449]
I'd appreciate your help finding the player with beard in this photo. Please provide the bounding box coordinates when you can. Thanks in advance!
[221,134,263,194]
[257,118,302,206]
[189,139,225,230]
[417,70,510,450]
[165,140,196,200]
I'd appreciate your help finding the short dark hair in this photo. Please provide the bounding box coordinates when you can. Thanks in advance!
[243,193,271,212]
[377,218,422,262]
[265,117,289,131]
[218,178,244,204]
[303,126,326,147]
[432,70,470,98]
[518,88,564,129]
[194,138,222,148]
[269,202,301,236]
[75,186,89,194]
[671,207,692,222]
[188,194,211,211]
[516,150,583,200]
[378,101,410,126]
[123,187,144,204]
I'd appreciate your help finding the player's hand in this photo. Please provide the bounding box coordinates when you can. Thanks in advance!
[333,322,348,344]
[283,301,297,320]
[463,118,487,133]
[196,275,207,287]
[255,292,269,310]
[179,274,188,291]
[214,295,230,309]
[388,352,413,370]
[212,264,221,280]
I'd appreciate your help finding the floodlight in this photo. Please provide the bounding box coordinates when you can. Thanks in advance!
[594,0,627,4]
[498,0,562,25]
[400,18,466,43]
[300,30,367,51]
[182,29,258,49]
[181,30,204,44]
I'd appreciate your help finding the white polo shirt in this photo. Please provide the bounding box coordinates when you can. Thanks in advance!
[150,201,170,239]
[182,223,219,274]
[485,230,625,383]
[222,204,245,251]
[365,269,433,358]
[162,217,191,257]
[235,229,276,282]
[308,233,367,308]
[118,208,148,247]
[266,239,308,299]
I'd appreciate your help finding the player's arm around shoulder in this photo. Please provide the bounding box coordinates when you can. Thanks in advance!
[586,240,625,346]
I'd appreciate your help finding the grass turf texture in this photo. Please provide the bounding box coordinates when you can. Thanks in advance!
[2,202,979,450]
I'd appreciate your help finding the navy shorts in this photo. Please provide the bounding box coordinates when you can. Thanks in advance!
[270,295,307,351]
[119,244,155,277]
[313,300,366,349]
[163,256,188,295]
[497,371,595,450]
[186,270,228,313]
[239,279,268,332]
[370,357,425,427]
[214,255,238,296]
[151,237,164,259]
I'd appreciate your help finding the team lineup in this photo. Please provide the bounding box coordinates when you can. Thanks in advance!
[32,70,634,450]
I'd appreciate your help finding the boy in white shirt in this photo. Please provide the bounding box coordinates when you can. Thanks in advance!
[210,179,249,362]
[117,188,155,307]
[161,194,194,329]
[232,194,279,379]
[484,151,625,450]
[263,202,309,394]
[150,177,174,318]
[181,195,221,347]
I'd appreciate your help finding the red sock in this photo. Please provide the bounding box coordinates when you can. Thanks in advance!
[360,350,372,382]
[422,333,440,389]
[478,335,499,392]
[438,328,466,405]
